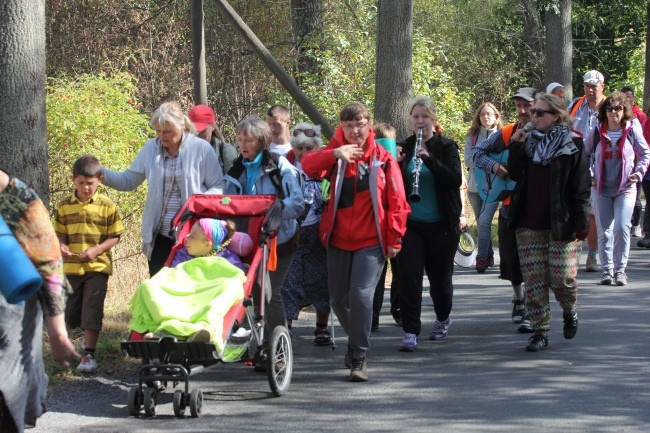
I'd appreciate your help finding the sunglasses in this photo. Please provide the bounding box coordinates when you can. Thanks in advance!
[606,105,623,112]
[294,145,317,152]
[293,128,317,137]
[531,109,556,117]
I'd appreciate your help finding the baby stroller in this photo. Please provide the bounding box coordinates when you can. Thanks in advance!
[120,194,293,418]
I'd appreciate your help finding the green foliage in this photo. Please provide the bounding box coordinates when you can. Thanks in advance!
[47,72,150,258]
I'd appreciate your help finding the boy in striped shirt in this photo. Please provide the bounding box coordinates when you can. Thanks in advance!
[55,155,124,373]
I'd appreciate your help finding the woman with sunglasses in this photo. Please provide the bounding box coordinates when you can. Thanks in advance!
[506,93,591,352]
[280,122,333,346]
[584,92,650,286]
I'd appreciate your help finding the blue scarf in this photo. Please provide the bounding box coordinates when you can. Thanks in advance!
[242,152,263,195]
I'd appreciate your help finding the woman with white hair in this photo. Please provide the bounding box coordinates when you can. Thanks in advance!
[280,122,332,345]
[223,116,304,360]
[102,101,223,276]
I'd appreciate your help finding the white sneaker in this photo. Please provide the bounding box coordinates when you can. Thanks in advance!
[76,353,98,373]
[632,225,642,237]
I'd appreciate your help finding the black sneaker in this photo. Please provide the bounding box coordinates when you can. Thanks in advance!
[349,355,368,382]
[563,311,578,339]
[525,332,548,352]
[392,310,402,327]
[371,317,379,332]
[511,300,526,324]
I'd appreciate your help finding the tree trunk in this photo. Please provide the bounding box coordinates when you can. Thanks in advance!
[291,0,323,82]
[191,0,208,104]
[0,0,49,203]
[375,0,413,140]
[520,0,544,89]
[643,2,650,110]
[544,0,572,102]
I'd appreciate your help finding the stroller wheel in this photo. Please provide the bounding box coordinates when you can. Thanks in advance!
[267,325,293,396]
[143,388,157,417]
[173,390,186,417]
[189,389,203,418]
[127,386,142,416]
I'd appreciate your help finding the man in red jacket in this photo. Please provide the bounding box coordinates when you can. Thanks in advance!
[301,103,410,382]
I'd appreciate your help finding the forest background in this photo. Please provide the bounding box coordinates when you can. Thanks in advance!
[33,0,648,373]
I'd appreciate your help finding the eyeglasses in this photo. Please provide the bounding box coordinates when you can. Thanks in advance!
[606,105,623,112]
[341,121,369,131]
[294,145,317,152]
[531,109,556,117]
[293,128,317,137]
[480,112,496,117]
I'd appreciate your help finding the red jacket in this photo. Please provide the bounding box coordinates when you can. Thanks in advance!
[301,125,410,255]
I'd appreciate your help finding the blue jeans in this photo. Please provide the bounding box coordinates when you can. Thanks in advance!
[594,189,636,271]
[468,192,498,260]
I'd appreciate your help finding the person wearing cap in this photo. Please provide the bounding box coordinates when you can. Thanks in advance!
[568,70,607,274]
[266,104,293,156]
[472,87,537,333]
[188,104,238,175]
[546,82,566,101]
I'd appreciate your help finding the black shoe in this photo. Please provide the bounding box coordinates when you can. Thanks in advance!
[525,332,548,352]
[563,311,578,339]
[511,300,526,324]
[371,318,379,332]
[349,355,368,382]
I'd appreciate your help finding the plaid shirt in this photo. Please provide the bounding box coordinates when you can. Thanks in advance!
[55,190,124,275]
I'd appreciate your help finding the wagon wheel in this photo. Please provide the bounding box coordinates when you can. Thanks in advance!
[143,387,157,417]
[267,325,293,396]
[127,386,142,416]
[189,389,203,418]
[173,390,186,417]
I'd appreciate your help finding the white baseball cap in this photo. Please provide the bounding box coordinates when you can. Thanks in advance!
[583,70,604,85]
[546,82,564,94]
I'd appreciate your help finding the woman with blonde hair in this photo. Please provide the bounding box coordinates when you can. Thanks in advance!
[395,96,462,352]
[102,101,223,276]
[507,93,590,351]
[464,102,503,272]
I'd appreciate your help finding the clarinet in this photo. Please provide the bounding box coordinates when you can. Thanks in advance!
[409,128,424,203]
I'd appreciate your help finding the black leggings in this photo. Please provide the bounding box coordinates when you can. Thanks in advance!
[396,220,459,335]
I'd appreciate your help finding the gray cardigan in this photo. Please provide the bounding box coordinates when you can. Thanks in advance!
[102,132,224,258]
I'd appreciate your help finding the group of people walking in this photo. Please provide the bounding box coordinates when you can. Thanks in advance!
[468,71,650,351]
[4,69,650,432]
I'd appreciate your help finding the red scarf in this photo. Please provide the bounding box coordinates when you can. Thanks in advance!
[600,120,629,159]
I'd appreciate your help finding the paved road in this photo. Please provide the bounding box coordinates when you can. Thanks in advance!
[33,244,650,433]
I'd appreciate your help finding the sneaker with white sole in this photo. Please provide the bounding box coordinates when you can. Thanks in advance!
[601,271,614,285]
[631,225,642,237]
[517,316,533,333]
[399,333,418,352]
[76,353,98,373]
[614,269,627,286]
[429,317,451,340]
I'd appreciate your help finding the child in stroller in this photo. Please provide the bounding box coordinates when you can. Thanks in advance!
[121,194,293,418]
[129,218,252,350]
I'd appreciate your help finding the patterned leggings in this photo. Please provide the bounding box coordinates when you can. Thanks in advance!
[516,228,581,332]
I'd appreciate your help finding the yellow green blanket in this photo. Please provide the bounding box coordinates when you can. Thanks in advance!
[129,256,247,353]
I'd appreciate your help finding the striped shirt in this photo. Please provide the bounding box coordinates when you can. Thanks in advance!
[55,190,124,275]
